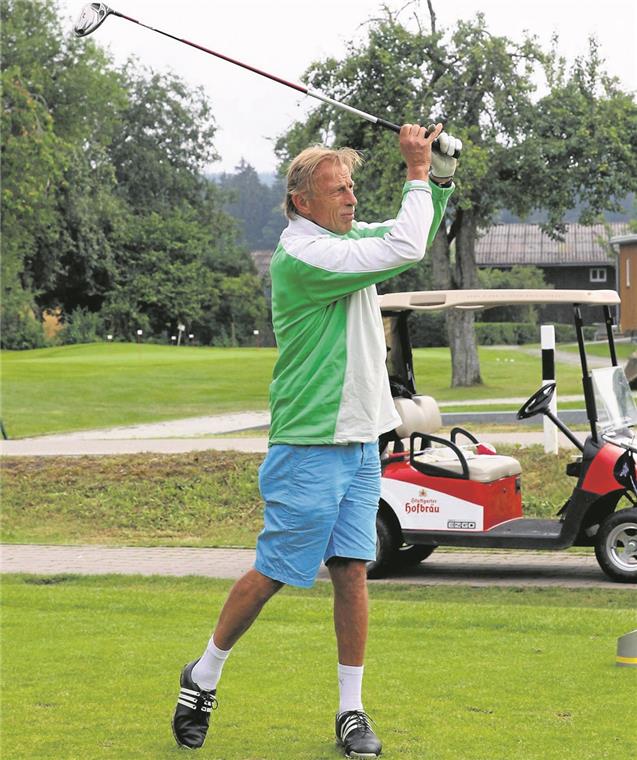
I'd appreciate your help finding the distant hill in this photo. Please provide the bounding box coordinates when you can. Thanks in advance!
[208,164,634,253]
[208,164,286,251]
[497,194,634,223]
[208,171,280,188]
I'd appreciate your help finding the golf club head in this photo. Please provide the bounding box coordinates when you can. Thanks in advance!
[74,2,112,37]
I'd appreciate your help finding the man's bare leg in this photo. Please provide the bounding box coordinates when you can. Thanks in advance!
[329,558,368,666]
[329,558,380,756]
[188,568,282,691]
[213,568,284,650]
[172,569,282,749]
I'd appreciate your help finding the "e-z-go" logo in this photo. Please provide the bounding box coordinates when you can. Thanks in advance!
[447,520,477,530]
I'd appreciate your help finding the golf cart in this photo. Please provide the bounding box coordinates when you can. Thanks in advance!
[369,288,637,583]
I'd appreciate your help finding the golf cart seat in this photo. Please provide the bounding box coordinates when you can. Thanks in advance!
[394,395,442,436]
[392,397,521,483]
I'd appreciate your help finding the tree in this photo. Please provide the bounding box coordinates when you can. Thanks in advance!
[2,0,267,347]
[216,160,286,250]
[0,69,63,347]
[275,3,637,385]
[478,266,550,323]
[101,209,218,338]
[1,0,127,339]
[1,0,67,345]
[216,274,269,346]
[110,67,217,213]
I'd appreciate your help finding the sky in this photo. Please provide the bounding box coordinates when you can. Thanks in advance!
[61,0,637,173]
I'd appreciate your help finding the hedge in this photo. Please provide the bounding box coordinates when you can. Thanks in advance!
[409,315,597,347]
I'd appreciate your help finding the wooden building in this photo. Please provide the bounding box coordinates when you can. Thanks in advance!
[610,233,637,333]
[475,222,628,324]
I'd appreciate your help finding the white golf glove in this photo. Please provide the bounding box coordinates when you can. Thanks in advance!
[429,125,462,183]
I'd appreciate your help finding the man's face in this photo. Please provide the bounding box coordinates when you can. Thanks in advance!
[294,160,357,234]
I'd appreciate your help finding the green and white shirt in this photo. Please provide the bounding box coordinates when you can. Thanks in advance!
[268,179,453,445]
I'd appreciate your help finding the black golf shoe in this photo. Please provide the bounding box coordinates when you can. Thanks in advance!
[335,710,382,758]
[171,660,218,749]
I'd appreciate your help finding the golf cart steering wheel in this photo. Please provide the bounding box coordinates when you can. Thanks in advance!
[517,382,556,420]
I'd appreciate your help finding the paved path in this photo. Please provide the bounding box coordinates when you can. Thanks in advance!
[1,544,621,589]
[0,405,587,455]
[0,436,271,456]
[0,430,586,456]
[512,345,617,368]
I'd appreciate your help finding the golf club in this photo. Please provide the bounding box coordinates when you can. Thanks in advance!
[74,2,461,158]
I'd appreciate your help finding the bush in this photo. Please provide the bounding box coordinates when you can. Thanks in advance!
[475,322,537,345]
[408,311,448,347]
[0,293,48,350]
[475,322,597,345]
[59,307,103,345]
[99,297,151,342]
[478,266,550,323]
[554,323,597,342]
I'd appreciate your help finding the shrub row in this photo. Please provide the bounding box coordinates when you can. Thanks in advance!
[409,313,597,347]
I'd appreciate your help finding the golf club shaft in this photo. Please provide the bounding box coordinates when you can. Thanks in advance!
[108,8,457,155]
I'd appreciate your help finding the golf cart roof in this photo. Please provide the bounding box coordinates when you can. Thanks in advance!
[378,289,620,312]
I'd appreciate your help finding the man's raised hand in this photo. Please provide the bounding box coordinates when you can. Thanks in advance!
[400,123,444,182]
[429,126,462,184]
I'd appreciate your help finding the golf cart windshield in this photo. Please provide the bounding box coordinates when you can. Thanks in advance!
[592,366,637,436]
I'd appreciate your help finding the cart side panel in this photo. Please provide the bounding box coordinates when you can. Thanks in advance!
[580,443,632,495]
[381,461,523,533]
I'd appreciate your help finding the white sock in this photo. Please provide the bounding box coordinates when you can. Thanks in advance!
[191,636,231,691]
[338,663,364,714]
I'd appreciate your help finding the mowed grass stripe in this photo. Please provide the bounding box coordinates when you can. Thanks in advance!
[1,576,634,760]
[0,446,584,547]
[1,343,588,438]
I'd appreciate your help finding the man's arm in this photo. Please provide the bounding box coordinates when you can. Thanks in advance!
[277,124,456,305]
[279,182,453,305]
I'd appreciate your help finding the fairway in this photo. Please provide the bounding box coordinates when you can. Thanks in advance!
[0,343,276,438]
[0,343,587,438]
[1,575,634,760]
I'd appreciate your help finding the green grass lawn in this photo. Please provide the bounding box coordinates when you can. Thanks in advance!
[1,343,588,438]
[0,343,277,438]
[559,341,635,360]
[411,345,583,402]
[1,575,634,760]
[0,446,600,547]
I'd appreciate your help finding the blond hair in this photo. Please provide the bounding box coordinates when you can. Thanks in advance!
[284,145,363,220]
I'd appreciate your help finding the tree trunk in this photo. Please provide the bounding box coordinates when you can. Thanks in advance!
[448,209,482,386]
[447,309,482,386]
[430,224,451,289]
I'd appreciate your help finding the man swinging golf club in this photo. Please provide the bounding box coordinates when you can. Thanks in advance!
[172,123,459,757]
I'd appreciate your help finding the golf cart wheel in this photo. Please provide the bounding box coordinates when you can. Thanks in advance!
[366,509,436,579]
[366,512,397,579]
[395,543,436,568]
[594,508,637,583]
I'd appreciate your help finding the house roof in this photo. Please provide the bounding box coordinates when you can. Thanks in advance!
[610,233,637,246]
[475,223,629,267]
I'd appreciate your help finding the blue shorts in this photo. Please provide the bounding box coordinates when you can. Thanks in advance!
[254,442,380,588]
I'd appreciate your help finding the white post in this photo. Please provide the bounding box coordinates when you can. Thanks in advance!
[541,325,558,454]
